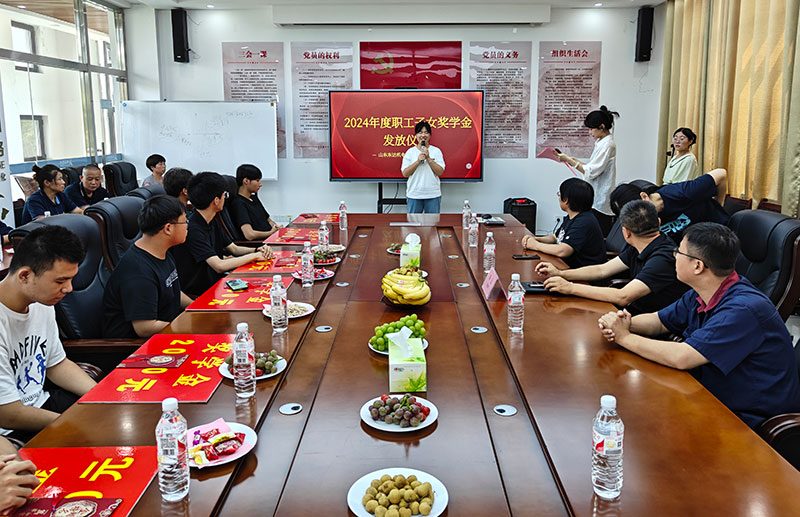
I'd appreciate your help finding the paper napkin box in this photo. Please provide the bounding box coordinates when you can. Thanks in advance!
[388,337,427,392]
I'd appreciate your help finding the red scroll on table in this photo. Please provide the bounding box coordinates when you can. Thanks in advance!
[290,213,339,225]
[231,250,301,274]
[186,276,293,311]
[15,446,157,517]
[265,227,319,245]
[80,334,235,403]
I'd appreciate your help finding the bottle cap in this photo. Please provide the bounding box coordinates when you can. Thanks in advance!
[464,199,469,204]
[236,322,248,332]
[162,397,178,411]
[600,395,617,409]
[487,232,493,237]
[304,241,311,247]
[511,273,520,281]
[340,200,345,204]
[273,275,282,283]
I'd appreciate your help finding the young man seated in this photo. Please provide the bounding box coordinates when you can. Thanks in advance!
[163,167,193,209]
[638,168,729,242]
[536,200,688,314]
[64,164,109,209]
[521,178,606,268]
[598,223,800,428]
[142,154,166,187]
[0,226,97,441]
[231,164,282,240]
[103,196,193,339]
[171,172,274,297]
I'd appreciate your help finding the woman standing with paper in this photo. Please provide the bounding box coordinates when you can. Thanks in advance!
[401,120,446,214]
[556,106,619,236]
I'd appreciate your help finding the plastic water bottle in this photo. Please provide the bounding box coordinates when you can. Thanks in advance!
[233,322,255,398]
[483,232,496,272]
[301,240,314,288]
[468,213,479,248]
[270,275,288,333]
[338,201,348,231]
[319,221,329,253]
[507,273,525,332]
[462,200,471,230]
[592,395,624,500]
[155,397,189,502]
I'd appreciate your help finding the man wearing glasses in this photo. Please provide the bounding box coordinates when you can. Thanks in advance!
[103,196,194,338]
[171,172,273,297]
[536,200,687,314]
[599,222,800,428]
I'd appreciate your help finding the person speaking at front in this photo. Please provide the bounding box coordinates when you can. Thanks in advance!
[401,120,445,214]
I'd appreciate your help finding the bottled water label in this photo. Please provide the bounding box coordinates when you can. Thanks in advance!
[593,429,623,454]
[234,348,248,364]
[508,292,524,305]
[161,437,177,458]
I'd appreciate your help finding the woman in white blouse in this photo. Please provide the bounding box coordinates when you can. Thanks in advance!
[662,127,698,185]
[556,106,619,236]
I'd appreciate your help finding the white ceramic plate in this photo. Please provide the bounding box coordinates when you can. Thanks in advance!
[291,268,334,282]
[187,421,257,468]
[368,338,428,356]
[313,256,342,266]
[359,396,438,433]
[346,468,448,517]
[262,301,316,319]
[386,247,401,255]
[218,356,286,380]
[311,244,345,253]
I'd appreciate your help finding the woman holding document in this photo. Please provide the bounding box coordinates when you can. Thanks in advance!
[556,106,619,236]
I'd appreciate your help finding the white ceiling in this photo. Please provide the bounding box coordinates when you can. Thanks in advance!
[122,0,664,12]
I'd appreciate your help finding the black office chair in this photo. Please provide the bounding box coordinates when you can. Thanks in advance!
[723,195,752,216]
[216,174,260,246]
[127,184,166,200]
[728,209,800,321]
[60,166,82,186]
[758,340,800,471]
[85,196,144,270]
[605,218,626,256]
[102,161,138,197]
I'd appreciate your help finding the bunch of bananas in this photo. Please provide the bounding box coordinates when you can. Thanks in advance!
[381,268,431,305]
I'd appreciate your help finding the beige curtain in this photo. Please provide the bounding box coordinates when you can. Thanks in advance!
[660,0,800,215]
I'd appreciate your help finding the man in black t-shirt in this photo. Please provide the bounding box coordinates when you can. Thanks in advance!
[231,164,282,240]
[64,164,109,209]
[163,167,193,209]
[103,196,192,338]
[171,172,273,297]
[536,200,688,314]
[521,178,606,268]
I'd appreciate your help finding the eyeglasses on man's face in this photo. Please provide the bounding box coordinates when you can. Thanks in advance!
[672,247,704,263]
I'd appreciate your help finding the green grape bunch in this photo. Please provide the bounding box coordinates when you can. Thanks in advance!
[369,314,427,352]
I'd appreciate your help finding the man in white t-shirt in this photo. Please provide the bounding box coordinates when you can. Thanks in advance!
[401,120,446,213]
[0,226,97,441]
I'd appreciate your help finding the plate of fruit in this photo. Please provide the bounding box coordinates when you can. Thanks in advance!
[381,270,431,306]
[386,243,403,255]
[220,350,286,380]
[291,267,334,282]
[313,250,341,265]
[347,468,448,517]
[311,243,345,253]
[360,393,438,433]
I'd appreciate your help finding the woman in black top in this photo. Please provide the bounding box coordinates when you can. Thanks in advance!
[230,164,282,240]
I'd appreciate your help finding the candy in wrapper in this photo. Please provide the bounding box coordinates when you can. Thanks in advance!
[214,438,242,456]
[200,428,221,441]
[203,444,219,461]
[189,444,209,466]
[208,432,236,445]
[235,432,246,444]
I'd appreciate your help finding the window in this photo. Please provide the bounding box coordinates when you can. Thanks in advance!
[10,22,39,72]
[20,115,45,161]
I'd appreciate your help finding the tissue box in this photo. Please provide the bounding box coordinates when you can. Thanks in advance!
[388,337,427,392]
[400,243,421,268]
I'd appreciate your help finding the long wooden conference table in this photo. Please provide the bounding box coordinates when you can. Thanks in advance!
[25,214,800,516]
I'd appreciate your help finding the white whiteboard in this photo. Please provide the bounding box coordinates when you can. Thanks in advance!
[121,101,278,180]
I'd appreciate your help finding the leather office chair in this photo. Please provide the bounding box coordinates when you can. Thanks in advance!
[60,166,81,186]
[127,183,166,200]
[723,195,752,216]
[758,341,800,471]
[759,198,783,213]
[103,161,139,197]
[605,218,626,257]
[216,174,260,247]
[728,209,800,321]
[85,196,145,270]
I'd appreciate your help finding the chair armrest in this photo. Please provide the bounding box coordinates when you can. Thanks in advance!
[605,251,620,259]
[608,279,630,289]
[757,413,800,471]
[62,339,143,355]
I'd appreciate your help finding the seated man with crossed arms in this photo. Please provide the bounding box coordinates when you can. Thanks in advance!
[598,223,800,428]
[536,200,688,314]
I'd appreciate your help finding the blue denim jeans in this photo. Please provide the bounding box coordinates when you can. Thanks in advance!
[407,196,441,214]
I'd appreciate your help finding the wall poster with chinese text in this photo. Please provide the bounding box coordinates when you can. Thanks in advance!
[0,75,11,225]
[222,42,287,157]
[536,41,601,158]
[291,42,353,158]
[469,41,532,158]
[360,42,461,90]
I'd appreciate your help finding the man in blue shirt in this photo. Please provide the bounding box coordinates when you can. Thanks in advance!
[598,222,800,428]
[64,165,109,209]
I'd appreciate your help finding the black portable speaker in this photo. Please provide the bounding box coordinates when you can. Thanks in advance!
[503,197,536,232]
[635,7,654,62]
[172,9,189,63]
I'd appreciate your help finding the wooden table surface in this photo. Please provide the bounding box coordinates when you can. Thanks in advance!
[24,214,800,516]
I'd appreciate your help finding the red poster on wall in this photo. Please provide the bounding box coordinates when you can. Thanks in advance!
[360,42,461,90]
[80,334,235,403]
[17,446,158,517]
[232,250,301,274]
[186,276,293,311]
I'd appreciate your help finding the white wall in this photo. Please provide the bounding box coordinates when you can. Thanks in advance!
[126,5,665,232]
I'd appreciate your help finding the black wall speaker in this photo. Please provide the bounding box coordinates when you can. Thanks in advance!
[635,7,654,62]
[171,8,189,63]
